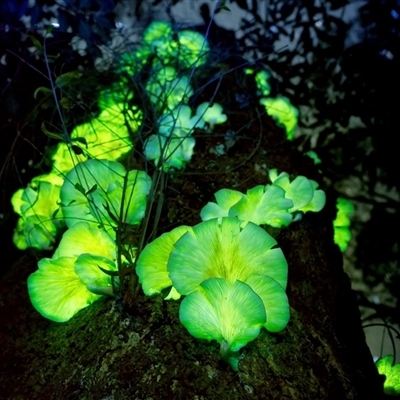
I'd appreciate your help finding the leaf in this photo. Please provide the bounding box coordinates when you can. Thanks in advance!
[103,202,119,224]
[29,35,43,52]
[59,97,72,109]
[74,183,86,195]
[55,71,83,88]
[98,265,120,277]
[85,184,98,195]
[34,86,52,99]
[52,208,60,219]
[45,25,54,35]
[41,122,64,140]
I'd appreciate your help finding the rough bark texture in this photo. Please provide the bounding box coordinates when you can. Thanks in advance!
[0,66,386,399]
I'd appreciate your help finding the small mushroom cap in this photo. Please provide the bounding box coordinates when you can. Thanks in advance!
[230,184,293,227]
[195,102,227,126]
[260,96,299,140]
[28,257,101,322]
[375,355,400,395]
[136,225,192,296]
[179,278,266,352]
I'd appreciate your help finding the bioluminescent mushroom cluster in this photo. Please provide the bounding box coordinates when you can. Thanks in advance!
[10,20,330,370]
[246,68,299,140]
[333,197,355,252]
[136,169,326,369]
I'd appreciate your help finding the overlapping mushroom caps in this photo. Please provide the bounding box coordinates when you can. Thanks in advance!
[136,217,289,370]
[60,159,152,235]
[11,172,65,250]
[200,170,326,228]
[28,222,118,322]
[144,105,205,171]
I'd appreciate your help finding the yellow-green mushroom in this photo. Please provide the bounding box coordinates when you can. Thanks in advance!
[375,355,400,396]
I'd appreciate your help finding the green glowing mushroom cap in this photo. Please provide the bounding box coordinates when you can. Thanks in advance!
[28,222,118,322]
[375,355,400,395]
[70,104,139,160]
[145,66,193,111]
[136,225,192,296]
[144,105,204,171]
[11,173,65,250]
[176,30,209,68]
[180,277,266,370]
[28,257,102,322]
[53,222,116,260]
[260,96,299,140]
[200,188,244,222]
[201,185,293,228]
[333,197,355,252]
[168,217,288,294]
[245,274,290,332]
[143,21,174,59]
[269,169,326,214]
[229,184,294,228]
[195,102,227,127]
[334,197,354,227]
[51,142,88,176]
[255,70,272,97]
[60,159,151,233]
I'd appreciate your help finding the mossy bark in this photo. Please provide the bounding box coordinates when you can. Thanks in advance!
[0,69,385,399]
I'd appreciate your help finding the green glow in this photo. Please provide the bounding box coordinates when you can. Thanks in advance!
[142,22,209,69]
[98,83,134,111]
[305,150,322,165]
[245,274,290,332]
[201,184,293,228]
[70,103,141,161]
[168,217,288,293]
[60,159,151,234]
[175,29,209,68]
[144,105,204,171]
[53,221,116,260]
[145,66,193,111]
[195,102,227,129]
[230,184,294,227]
[375,355,400,395]
[51,142,88,176]
[143,21,175,61]
[255,70,271,97]
[11,173,65,250]
[28,222,118,322]
[269,169,326,214]
[333,197,354,252]
[180,278,266,370]
[260,96,299,140]
[200,188,245,222]
[28,256,101,322]
[136,225,191,296]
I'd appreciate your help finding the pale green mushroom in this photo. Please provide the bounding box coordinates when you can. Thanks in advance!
[60,159,151,235]
[180,278,266,370]
[260,96,299,140]
[375,355,400,396]
[11,172,65,250]
[28,222,118,322]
